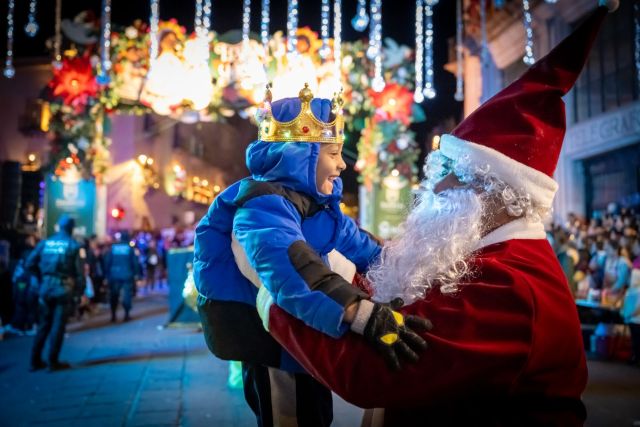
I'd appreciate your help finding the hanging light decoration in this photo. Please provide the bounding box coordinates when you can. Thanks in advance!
[522,0,535,65]
[53,0,62,69]
[423,0,437,99]
[494,0,505,7]
[25,0,39,37]
[480,0,489,69]
[261,0,270,53]
[544,0,557,3]
[202,0,212,36]
[242,0,251,48]
[369,0,384,92]
[454,0,464,101]
[287,0,299,56]
[3,0,15,78]
[333,0,342,68]
[351,0,369,32]
[149,0,160,61]
[97,0,112,85]
[195,0,203,33]
[414,0,424,102]
[319,0,331,59]
[635,0,640,94]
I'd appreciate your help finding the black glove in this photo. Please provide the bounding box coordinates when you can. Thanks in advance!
[352,299,433,370]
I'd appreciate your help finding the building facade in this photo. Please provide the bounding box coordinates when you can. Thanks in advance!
[454,0,639,222]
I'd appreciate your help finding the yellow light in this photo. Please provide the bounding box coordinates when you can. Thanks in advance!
[65,157,73,164]
[40,102,51,132]
[193,176,200,183]
[388,98,397,106]
[137,154,148,165]
[173,164,182,173]
[213,185,221,192]
[111,208,120,218]
[146,158,154,165]
[391,169,400,177]
[201,179,209,187]
[27,153,36,162]
[432,135,441,151]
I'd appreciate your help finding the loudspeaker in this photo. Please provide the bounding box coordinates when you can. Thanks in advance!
[0,161,22,228]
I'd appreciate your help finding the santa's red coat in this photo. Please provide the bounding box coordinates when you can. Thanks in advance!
[268,237,588,425]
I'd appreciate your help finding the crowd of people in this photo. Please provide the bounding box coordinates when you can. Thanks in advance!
[0,219,196,339]
[549,207,640,307]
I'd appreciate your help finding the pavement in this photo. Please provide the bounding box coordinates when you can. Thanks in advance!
[0,291,638,427]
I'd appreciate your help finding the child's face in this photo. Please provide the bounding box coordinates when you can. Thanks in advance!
[316,143,346,195]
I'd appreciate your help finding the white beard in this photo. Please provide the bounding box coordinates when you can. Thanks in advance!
[367,187,485,305]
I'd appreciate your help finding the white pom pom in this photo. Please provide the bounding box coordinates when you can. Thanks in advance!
[598,0,619,12]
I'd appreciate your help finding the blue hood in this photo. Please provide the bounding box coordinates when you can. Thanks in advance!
[246,97,343,205]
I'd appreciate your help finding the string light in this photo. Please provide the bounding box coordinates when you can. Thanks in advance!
[319,0,331,59]
[333,0,342,69]
[454,0,464,101]
[287,0,299,56]
[414,0,424,102]
[202,0,212,35]
[494,0,505,7]
[423,0,437,99]
[544,0,557,3]
[351,0,369,32]
[195,0,203,33]
[97,0,112,85]
[4,0,15,78]
[149,0,160,61]
[522,0,535,65]
[25,0,39,37]
[261,0,270,53]
[635,0,640,94]
[53,0,62,68]
[369,0,384,92]
[480,0,488,69]
[242,0,251,48]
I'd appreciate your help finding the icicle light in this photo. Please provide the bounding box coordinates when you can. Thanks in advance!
[522,0,535,65]
[97,0,112,84]
[4,0,15,78]
[333,0,343,68]
[242,0,251,47]
[414,0,425,102]
[454,0,464,101]
[149,0,160,61]
[261,0,270,52]
[287,0,299,56]
[423,0,437,99]
[351,0,369,32]
[25,0,39,37]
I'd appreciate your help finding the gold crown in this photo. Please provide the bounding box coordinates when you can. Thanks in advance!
[258,83,345,144]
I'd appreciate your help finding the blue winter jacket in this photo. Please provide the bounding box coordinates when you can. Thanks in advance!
[194,97,381,370]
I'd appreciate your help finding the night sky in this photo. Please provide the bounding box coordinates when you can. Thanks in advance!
[3,0,461,138]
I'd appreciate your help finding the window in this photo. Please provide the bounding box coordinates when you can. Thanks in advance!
[571,0,638,124]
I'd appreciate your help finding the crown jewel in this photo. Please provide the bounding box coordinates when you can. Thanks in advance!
[258,83,345,144]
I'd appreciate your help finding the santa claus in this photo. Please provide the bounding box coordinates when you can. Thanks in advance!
[257,3,616,426]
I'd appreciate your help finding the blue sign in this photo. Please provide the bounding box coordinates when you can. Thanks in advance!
[45,174,96,238]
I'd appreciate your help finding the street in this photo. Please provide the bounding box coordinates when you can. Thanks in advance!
[0,293,638,427]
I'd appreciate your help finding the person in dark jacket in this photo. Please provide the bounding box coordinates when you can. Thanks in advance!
[194,86,429,427]
[27,215,85,372]
[104,231,140,322]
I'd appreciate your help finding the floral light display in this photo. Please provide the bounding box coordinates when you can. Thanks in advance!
[41,13,425,190]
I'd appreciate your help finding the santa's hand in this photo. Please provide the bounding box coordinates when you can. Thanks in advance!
[350,300,432,370]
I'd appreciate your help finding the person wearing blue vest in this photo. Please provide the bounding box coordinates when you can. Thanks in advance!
[194,84,430,427]
[27,215,85,372]
[104,231,140,322]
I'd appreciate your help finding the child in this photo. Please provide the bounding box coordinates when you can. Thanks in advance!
[194,85,428,426]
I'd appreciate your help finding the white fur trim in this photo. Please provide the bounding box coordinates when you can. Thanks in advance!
[350,299,375,335]
[327,249,357,283]
[475,218,547,250]
[440,134,559,208]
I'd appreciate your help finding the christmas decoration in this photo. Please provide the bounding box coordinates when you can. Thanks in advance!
[261,0,271,53]
[48,56,99,109]
[454,0,464,101]
[522,0,535,65]
[97,0,113,85]
[351,0,369,32]
[423,0,437,99]
[414,0,425,102]
[320,0,331,59]
[333,0,343,69]
[287,0,299,56]
[25,0,39,37]
[4,0,15,79]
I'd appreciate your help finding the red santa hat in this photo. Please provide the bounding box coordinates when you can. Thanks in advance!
[440,3,615,209]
